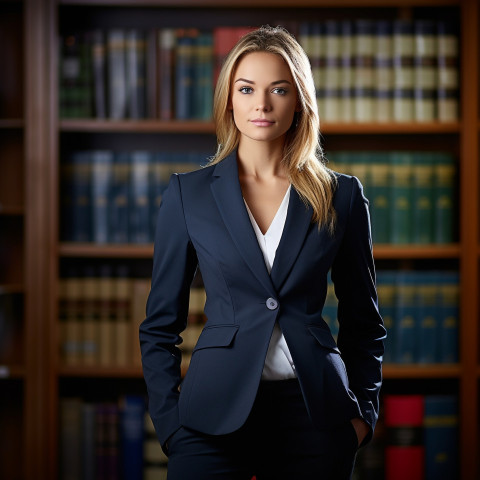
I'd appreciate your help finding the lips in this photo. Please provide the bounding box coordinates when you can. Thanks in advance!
[250,119,275,126]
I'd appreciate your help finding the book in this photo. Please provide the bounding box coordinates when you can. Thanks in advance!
[109,152,130,244]
[384,395,424,480]
[175,29,196,120]
[107,29,127,119]
[353,20,375,122]
[437,272,459,363]
[157,29,176,120]
[95,403,120,480]
[126,29,147,119]
[91,30,107,119]
[374,21,393,122]
[60,398,83,480]
[414,21,437,122]
[82,403,96,480]
[433,152,456,243]
[98,264,115,367]
[424,395,458,479]
[129,151,151,244]
[416,272,439,364]
[114,265,132,367]
[323,21,341,122]
[144,413,168,480]
[392,21,415,122]
[82,265,100,366]
[437,21,459,122]
[131,278,151,367]
[91,150,114,244]
[120,395,146,480]
[375,271,395,364]
[367,152,390,244]
[339,21,354,123]
[193,32,214,120]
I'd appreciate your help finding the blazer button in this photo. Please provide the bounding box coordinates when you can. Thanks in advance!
[266,298,278,310]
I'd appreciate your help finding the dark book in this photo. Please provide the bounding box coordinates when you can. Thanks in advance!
[95,403,119,480]
[129,151,151,244]
[433,152,456,243]
[193,32,214,120]
[90,29,107,119]
[412,152,435,244]
[384,395,424,480]
[368,152,390,244]
[374,21,393,122]
[416,272,439,364]
[339,21,354,122]
[126,29,147,119]
[60,398,83,480]
[437,272,459,363]
[109,152,130,244]
[175,29,197,120]
[394,272,417,363]
[375,271,395,364]
[107,29,127,119]
[146,28,158,119]
[157,29,175,120]
[424,395,459,479]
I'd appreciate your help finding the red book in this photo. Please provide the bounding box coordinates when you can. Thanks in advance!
[384,395,425,480]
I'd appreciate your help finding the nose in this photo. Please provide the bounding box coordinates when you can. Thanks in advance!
[256,93,272,112]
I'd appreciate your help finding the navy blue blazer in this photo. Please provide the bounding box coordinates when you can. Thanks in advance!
[140,151,385,450]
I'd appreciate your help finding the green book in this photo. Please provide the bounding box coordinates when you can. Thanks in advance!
[433,153,456,243]
[412,152,435,244]
[368,152,390,244]
[389,152,413,244]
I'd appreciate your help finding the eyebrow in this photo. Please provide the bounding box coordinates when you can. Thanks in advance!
[234,78,292,86]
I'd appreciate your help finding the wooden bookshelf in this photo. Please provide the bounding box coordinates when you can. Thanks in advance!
[3,0,478,479]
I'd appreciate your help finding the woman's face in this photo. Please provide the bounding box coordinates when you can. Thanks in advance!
[230,52,299,146]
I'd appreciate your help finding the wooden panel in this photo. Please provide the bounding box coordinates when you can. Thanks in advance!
[0,3,24,119]
[0,130,24,211]
[0,217,24,285]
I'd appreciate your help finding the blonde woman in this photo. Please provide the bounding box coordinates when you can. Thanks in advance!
[140,26,385,480]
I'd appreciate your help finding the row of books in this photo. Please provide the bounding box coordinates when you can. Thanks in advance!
[328,151,456,244]
[381,394,458,480]
[60,395,167,480]
[61,150,207,244]
[59,26,251,120]
[323,270,459,365]
[298,19,459,123]
[59,393,458,480]
[59,265,150,368]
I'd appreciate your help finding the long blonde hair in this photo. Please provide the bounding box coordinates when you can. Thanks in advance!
[209,25,336,232]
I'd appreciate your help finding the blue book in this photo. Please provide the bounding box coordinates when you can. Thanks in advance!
[91,150,114,244]
[193,32,214,120]
[376,270,396,364]
[110,152,130,244]
[82,403,96,480]
[394,271,417,363]
[437,271,459,363]
[424,395,458,480]
[416,272,439,364]
[175,30,196,119]
[129,151,151,244]
[120,395,146,480]
[150,152,170,241]
[67,151,92,242]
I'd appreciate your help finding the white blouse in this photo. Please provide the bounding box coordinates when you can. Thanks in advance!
[244,186,296,380]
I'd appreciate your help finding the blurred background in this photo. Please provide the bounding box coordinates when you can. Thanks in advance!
[0,0,478,479]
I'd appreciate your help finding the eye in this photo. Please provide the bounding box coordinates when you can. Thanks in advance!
[239,86,253,94]
[272,87,287,95]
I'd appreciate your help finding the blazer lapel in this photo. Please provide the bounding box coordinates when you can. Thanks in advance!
[270,187,313,292]
[210,152,276,297]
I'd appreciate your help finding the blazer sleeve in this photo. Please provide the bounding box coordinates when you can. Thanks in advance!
[331,176,386,446]
[139,173,198,449]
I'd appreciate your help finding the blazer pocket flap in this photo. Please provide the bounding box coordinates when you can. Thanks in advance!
[193,325,239,352]
[308,325,341,354]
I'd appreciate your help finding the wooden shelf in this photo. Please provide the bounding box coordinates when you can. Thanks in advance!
[59,242,154,258]
[0,284,24,295]
[58,366,144,378]
[373,244,461,259]
[60,119,461,135]
[0,206,24,216]
[383,364,461,378]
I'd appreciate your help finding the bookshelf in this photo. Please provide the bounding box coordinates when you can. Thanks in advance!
[0,0,477,479]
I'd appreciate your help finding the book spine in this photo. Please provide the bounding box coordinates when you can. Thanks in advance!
[107,29,127,119]
[97,264,115,367]
[414,21,437,122]
[353,20,375,122]
[144,412,169,479]
[394,272,417,363]
[323,21,341,122]
[60,398,84,480]
[91,150,113,244]
[91,30,107,119]
[193,32,214,120]
[416,272,439,364]
[69,151,92,242]
[433,153,456,243]
[158,29,175,120]
[131,279,151,367]
[412,152,435,244]
[384,395,425,480]
[146,28,158,119]
[376,271,396,364]
[114,265,132,367]
[129,151,151,244]
[175,29,196,120]
[393,21,415,122]
[437,21,459,122]
[389,152,413,244]
[438,272,459,363]
[126,29,147,119]
[374,21,393,122]
[109,152,130,244]
[82,403,96,480]
[82,265,99,366]
[368,152,390,244]
[424,395,459,479]
[309,23,325,120]
[338,21,354,123]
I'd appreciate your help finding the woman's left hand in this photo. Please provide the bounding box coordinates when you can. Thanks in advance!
[350,417,370,447]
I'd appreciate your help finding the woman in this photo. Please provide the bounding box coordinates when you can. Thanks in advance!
[140,25,385,480]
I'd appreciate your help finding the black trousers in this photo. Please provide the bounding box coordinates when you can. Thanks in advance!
[166,379,358,480]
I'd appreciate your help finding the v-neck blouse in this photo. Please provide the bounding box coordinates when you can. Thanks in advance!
[244,186,296,380]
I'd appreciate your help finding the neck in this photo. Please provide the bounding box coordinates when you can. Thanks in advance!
[237,137,287,179]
